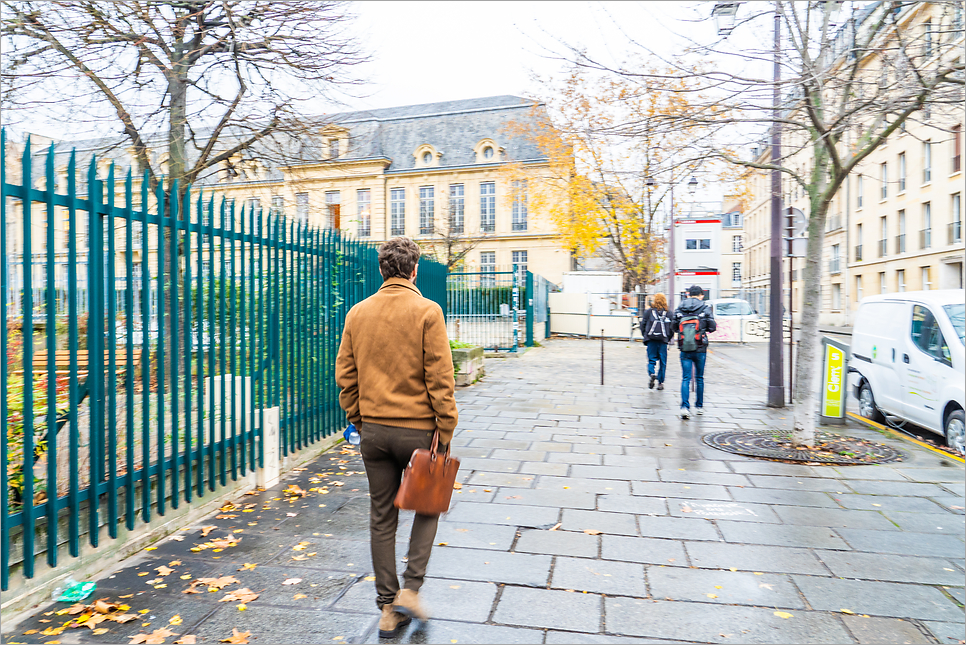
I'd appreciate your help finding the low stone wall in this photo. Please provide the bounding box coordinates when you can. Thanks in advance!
[452,346,485,386]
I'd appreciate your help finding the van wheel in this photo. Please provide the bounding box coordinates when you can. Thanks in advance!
[858,383,885,423]
[945,410,965,456]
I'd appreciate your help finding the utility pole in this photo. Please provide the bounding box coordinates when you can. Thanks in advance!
[767,4,785,408]
[668,180,676,310]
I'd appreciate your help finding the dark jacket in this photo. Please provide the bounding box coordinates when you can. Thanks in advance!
[672,298,717,352]
[640,308,673,344]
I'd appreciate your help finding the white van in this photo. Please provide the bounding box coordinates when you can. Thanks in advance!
[849,289,965,454]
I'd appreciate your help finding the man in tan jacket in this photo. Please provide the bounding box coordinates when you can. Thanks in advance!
[336,237,457,638]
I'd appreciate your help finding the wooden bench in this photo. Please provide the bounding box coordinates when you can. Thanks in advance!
[30,349,141,379]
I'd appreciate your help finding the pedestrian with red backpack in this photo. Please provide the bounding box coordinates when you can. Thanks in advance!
[640,293,673,390]
[672,285,717,419]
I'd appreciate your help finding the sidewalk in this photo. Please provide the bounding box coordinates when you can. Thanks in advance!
[4,338,964,644]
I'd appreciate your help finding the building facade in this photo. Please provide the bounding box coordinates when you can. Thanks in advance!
[742,2,964,326]
[5,96,573,307]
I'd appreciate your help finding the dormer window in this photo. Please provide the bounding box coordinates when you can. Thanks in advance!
[414,144,440,168]
[329,138,340,159]
[474,139,503,164]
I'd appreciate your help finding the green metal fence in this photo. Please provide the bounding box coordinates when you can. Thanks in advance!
[1,133,446,590]
[446,270,550,351]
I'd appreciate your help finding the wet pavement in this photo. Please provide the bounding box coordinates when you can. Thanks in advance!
[3,338,964,644]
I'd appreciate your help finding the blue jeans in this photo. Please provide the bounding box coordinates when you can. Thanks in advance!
[645,341,668,383]
[680,351,707,409]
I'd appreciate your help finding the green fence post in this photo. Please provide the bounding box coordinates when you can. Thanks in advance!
[124,169,136,528]
[526,270,534,347]
[44,142,59,562]
[106,162,119,534]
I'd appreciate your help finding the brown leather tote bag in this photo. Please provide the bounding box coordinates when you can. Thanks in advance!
[394,430,460,515]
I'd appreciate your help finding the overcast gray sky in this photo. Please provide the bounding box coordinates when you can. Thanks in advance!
[343,1,695,111]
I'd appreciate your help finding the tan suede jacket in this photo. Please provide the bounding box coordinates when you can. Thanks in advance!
[335,278,458,445]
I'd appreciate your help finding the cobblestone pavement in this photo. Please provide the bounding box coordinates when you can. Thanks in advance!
[4,338,964,644]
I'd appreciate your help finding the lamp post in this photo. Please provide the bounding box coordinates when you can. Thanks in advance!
[715,1,785,407]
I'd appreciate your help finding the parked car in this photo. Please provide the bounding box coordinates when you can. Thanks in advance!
[848,289,965,454]
[709,298,761,321]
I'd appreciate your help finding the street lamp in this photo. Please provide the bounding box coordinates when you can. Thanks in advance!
[715,1,785,408]
[687,176,698,195]
[711,3,740,36]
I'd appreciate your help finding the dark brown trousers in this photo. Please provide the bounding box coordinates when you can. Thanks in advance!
[359,422,440,608]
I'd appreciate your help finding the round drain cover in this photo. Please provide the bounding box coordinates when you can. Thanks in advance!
[702,430,904,465]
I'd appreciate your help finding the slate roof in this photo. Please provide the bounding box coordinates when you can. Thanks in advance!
[22,95,548,187]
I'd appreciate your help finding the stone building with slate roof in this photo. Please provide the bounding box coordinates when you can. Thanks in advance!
[5,95,572,298]
[206,95,572,282]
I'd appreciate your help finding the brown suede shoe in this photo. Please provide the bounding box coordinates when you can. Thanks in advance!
[379,605,411,638]
[393,588,429,620]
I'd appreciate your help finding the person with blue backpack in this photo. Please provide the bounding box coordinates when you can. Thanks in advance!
[640,293,673,390]
[672,285,717,419]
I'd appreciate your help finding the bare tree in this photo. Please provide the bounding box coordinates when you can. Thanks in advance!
[560,1,964,444]
[416,186,490,271]
[2,0,368,193]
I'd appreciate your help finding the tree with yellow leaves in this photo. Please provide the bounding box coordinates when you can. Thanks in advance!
[502,63,722,292]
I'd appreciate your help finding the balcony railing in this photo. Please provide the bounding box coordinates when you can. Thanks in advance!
[829,257,841,274]
[855,244,863,262]
[920,228,932,249]
[950,221,963,244]
[954,154,961,173]
[878,239,887,258]
[895,234,906,254]
[827,215,842,231]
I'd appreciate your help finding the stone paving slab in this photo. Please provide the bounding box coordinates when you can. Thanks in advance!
[515,529,600,558]
[600,535,688,565]
[493,587,602,632]
[684,539,832,577]
[836,527,966,558]
[814,550,965,585]
[430,547,552,587]
[646,566,805,609]
[552,558,648,598]
[793,575,965,622]
[604,597,854,643]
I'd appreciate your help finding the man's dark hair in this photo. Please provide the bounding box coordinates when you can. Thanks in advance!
[688,285,704,296]
[378,237,421,280]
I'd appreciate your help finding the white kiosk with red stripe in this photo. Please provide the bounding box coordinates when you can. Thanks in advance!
[673,217,722,300]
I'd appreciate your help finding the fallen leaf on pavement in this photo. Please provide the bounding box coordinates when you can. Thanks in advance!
[284,484,308,497]
[680,506,693,513]
[156,566,175,577]
[169,616,183,626]
[210,536,242,549]
[200,526,218,537]
[238,563,257,571]
[220,628,252,644]
[183,576,240,594]
[93,627,110,635]
[129,627,179,644]
[93,599,118,614]
[220,589,259,603]
[840,609,854,615]
[168,535,186,541]
[452,482,462,490]
[548,523,561,531]
[583,529,602,535]
[293,593,307,600]
[282,578,302,585]
[774,611,793,619]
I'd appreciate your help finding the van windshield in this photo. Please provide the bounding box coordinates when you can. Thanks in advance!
[716,301,754,316]
[943,304,965,344]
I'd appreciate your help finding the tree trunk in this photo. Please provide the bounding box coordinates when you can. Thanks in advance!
[792,196,831,446]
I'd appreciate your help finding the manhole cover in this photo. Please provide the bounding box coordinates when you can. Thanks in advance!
[702,430,904,465]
